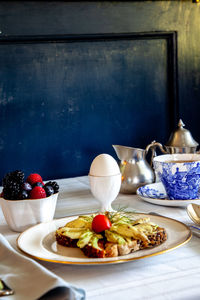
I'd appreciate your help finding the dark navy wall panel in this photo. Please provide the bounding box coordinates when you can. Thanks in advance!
[0,1,199,180]
[0,35,172,179]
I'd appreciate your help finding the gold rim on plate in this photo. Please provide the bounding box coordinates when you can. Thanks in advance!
[16,213,192,265]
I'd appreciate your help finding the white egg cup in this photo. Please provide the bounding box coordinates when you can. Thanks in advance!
[89,174,121,212]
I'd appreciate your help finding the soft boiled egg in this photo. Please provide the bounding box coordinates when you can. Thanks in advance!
[89,154,120,176]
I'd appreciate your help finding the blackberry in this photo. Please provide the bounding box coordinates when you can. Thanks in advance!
[45,181,59,194]
[2,170,24,187]
[3,181,21,200]
[2,173,11,187]
[11,170,24,184]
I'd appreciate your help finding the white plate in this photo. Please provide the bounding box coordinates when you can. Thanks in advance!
[17,214,191,265]
[137,182,200,207]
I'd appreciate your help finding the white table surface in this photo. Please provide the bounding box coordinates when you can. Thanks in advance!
[1,176,200,300]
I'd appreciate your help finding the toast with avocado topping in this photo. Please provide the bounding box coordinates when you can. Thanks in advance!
[55,212,167,258]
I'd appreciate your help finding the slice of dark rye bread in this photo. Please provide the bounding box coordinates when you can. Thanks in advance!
[55,226,167,258]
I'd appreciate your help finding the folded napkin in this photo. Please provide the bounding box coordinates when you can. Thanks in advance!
[0,234,85,300]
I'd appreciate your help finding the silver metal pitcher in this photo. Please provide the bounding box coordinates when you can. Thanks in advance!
[112,145,155,194]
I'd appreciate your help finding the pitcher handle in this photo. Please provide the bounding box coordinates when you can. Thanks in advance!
[145,140,167,166]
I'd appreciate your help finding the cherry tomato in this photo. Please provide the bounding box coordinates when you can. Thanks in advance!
[92,214,112,233]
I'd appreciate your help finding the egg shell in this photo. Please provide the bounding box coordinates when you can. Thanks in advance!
[89,154,120,176]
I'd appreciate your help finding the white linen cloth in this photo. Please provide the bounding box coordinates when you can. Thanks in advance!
[1,176,200,300]
[0,234,85,300]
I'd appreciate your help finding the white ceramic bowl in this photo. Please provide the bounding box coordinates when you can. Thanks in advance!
[89,174,121,211]
[0,193,58,232]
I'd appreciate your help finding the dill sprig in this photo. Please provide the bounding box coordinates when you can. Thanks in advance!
[107,206,140,223]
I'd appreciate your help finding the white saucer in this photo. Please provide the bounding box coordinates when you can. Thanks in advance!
[136,182,200,207]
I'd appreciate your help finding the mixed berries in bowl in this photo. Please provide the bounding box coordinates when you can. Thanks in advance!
[1,170,59,200]
[0,170,59,232]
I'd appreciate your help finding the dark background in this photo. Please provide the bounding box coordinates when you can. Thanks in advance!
[0,1,199,181]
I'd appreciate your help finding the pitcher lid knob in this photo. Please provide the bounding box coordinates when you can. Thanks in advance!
[178,119,185,128]
[165,119,199,148]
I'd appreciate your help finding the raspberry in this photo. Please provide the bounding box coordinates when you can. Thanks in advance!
[30,186,46,199]
[26,173,43,185]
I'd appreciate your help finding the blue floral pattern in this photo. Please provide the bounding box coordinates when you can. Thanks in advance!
[154,161,200,200]
[137,185,167,199]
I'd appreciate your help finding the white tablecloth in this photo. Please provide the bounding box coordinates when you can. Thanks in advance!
[1,176,200,300]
